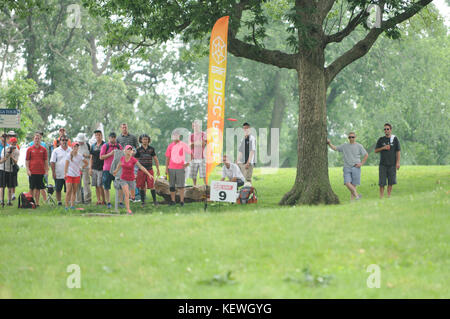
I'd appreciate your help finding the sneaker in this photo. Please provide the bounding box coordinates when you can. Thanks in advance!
[133,198,141,203]
[70,206,75,209]
[102,201,106,205]
[119,202,125,208]
[7,201,12,206]
[355,194,362,200]
[127,209,133,215]
[107,203,112,209]
[65,207,69,211]
[12,194,16,201]
[58,202,62,206]
[168,201,175,206]
[141,202,145,208]
[180,202,185,207]
[153,201,159,206]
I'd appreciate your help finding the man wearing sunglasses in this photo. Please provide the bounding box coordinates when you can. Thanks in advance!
[375,123,401,198]
[327,132,368,201]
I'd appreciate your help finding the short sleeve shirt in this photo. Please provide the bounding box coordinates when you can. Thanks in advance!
[120,156,138,181]
[189,132,206,160]
[376,136,401,166]
[117,134,138,150]
[50,146,72,179]
[26,145,48,175]
[135,145,156,170]
[1,147,20,172]
[222,163,245,181]
[100,143,123,171]
[65,154,84,177]
[336,143,368,168]
[165,141,191,169]
[238,135,256,164]
[90,141,105,171]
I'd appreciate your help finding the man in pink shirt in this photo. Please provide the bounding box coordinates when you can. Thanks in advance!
[165,130,191,206]
[99,132,123,209]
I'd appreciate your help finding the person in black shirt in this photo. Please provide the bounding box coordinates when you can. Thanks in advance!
[135,134,160,206]
[375,123,401,198]
[89,130,106,205]
[237,122,256,183]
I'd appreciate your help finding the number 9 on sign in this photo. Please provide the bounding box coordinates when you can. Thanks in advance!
[210,181,238,203]
[219,191,226,201]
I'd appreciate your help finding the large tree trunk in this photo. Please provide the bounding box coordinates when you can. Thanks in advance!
[280,49,339,205]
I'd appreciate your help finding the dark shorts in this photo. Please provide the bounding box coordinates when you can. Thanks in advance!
[55,179,66,192]
[0,170,17,188]
[379,165,397,186]
[102,171,115,190]
[29,174,45,190]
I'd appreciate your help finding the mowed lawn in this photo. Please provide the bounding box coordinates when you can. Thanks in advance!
[0,166,448,298]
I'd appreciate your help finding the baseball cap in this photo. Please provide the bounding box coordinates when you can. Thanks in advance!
[109,132,117,138]
[9,137,17,143]
[125,145,133,150]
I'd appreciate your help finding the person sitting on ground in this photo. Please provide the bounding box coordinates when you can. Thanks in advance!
[112,145,153,215]
[64,142,88,210]
[0,137,20,206]
[50,135,71,206]
[135,134,160,207]
[221,154,245,187]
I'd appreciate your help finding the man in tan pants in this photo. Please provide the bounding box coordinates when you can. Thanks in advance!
[74,133,92,204]
[237,122,256,183]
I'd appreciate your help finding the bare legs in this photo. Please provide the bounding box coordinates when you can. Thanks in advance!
[379,185,393,198]
[65,183,78,208]
[345,182,358,200]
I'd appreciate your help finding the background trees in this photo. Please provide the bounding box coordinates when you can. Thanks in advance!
[0,1,448,198]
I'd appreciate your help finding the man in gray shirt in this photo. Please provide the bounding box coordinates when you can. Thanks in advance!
[327,132,368,201]
[117,123,138,150]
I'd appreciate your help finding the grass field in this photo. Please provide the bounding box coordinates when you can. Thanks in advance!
[0,165,448,298]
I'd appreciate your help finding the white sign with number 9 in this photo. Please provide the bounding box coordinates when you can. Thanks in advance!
[210,180,238,203]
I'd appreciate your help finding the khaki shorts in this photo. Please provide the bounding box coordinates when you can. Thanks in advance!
[238,163,253,182]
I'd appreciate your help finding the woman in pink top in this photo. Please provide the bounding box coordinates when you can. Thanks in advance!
[112,145,153,214]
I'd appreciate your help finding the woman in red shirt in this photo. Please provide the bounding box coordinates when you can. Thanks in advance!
[113,145,153,214]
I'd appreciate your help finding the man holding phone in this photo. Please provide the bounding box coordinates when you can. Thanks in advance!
[375,123,401,198]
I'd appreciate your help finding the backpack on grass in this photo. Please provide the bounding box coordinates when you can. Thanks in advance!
[18,192,36,209]
[237,186,258,204]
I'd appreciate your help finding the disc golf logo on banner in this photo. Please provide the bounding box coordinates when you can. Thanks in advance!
[212,36,227,65]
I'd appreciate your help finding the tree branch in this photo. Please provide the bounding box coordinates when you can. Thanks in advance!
[325,0,433,86]
[227,0,296,70]
[228,36,297,70]
[325,7,366,44]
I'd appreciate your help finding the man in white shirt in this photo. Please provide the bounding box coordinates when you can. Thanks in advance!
[50,136,72,206]
[221,154,245,187]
